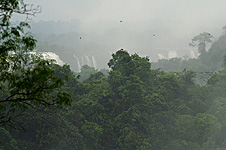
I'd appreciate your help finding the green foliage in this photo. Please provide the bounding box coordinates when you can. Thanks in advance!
[2,21,226,149]
[0,0,72,127]
[108,50,151,83]
[2,44,226,150]
[0,127,19,150]
[189,32,213,55]
[9,108,83,150]
[77,65,98,82]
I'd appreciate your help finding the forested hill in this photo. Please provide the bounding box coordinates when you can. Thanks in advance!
[152,29,226,72]
[2,49,226,149]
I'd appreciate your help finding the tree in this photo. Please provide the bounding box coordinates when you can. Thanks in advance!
[77,65,98,82]
[189,32,214,55]
[108,49,152,84]
[107,50,156,149]
[11,108,84,150]
[178,69,196,87]
[0,0,72,126]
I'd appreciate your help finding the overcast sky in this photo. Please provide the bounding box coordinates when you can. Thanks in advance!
[19,0,226,58]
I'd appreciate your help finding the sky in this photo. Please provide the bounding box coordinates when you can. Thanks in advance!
[18,0,226,59]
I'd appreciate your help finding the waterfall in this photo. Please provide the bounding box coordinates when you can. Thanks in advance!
[85,55,91,66]
[91,56,97,69]
[42,52,64,66]
[73,54,81,72]
[81,56,85,66]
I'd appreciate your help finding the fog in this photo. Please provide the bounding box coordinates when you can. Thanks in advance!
[13,0,226,69]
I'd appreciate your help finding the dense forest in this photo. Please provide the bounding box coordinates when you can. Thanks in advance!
[2,1,226,150]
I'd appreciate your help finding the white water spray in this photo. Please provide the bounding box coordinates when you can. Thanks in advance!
[73,54,81,72]
[81,56,85,66]
[85,55,91,66]
[91,56,97,69]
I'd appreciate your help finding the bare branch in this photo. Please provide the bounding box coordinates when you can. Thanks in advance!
[15,4,42,21]
[0,2,42,22]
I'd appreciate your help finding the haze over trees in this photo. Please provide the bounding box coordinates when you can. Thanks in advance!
[2,0,226,150]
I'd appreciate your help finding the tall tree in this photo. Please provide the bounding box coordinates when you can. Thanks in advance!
[189,32,214,55]
[107,50,155,149]
[108,49,152,84]
[0,0,72,126]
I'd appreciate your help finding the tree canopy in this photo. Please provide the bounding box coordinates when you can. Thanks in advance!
[189,32,214,55]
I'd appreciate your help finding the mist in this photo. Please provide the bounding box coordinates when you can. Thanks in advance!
[13,0,226,68]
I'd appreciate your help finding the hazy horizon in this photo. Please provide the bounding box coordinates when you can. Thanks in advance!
[13,0,226,63]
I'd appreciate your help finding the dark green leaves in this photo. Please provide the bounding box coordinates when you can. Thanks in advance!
[0,0,72,126]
